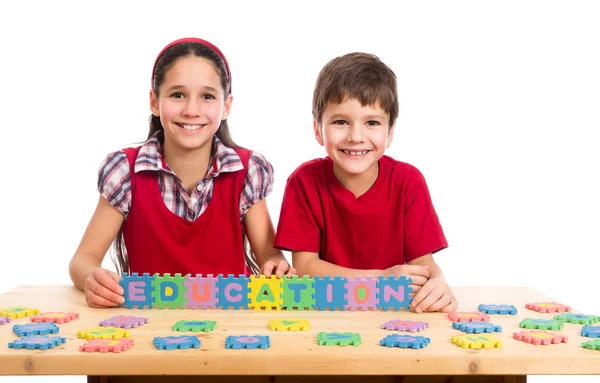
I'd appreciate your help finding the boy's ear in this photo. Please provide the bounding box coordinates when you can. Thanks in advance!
[387,121,396,148]
[150,90,159,116]
[314,120,324,146]
[221,93,233,120]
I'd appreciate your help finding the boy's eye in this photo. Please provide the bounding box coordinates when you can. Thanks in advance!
[332,120,348,125]
[202,94,216,100]
[170,92,185,98]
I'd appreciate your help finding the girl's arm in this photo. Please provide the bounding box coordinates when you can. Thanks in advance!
[243,199,296,277]
[69,195,125,307]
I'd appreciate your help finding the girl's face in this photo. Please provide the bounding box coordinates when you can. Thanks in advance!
[150,55,232,154]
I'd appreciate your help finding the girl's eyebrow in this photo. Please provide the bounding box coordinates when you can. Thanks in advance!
[164,85,219,93]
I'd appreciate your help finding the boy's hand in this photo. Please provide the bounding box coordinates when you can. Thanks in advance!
[411,277,457,313]
[85,268,124,308]
[260,259,297,278]
[384,264,430,295]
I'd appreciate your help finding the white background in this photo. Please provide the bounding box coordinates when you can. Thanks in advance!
[0,1,599,382]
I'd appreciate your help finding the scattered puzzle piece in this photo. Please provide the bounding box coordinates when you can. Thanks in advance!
[0,316,10,325]
[99,315,148,329]
[519,318,564,331]
[452,334,503,349]
[582,339,600,351]
[77,326,130,340]
[269,320,310,331]
[345,277,379,311]
[381,320,428,332]
[30,312,79,324]
[8,336,66,350]
[478,304,517,315]
[380,334,430,349]
[313,276,347,311]
[554,313,600,325]
[226,335,270,349]
[0,307,40,319]
[13,323,60,337]
[173,320,217,332]
[513,330,568,345]
[526,302,571,313]
[582,326,600,338]
[448,311,490,323]
[452,321,502,334]
[80,338,134,353]
[377,276,412,311]
[154,336,201,350]
[317,332,361,346]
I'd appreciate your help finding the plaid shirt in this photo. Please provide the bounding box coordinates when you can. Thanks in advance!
[98,134,273,221]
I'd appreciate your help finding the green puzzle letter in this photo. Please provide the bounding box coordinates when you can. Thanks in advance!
[256,283,275,303]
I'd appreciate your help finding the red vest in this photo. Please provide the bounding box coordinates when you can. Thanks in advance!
[122,146,251,276]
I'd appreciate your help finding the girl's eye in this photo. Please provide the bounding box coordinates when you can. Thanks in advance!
[332,120,348,125]
[170,92,185,98]
[367,120,381,126]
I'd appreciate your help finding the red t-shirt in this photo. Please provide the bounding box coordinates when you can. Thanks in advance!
[274,156,447,269]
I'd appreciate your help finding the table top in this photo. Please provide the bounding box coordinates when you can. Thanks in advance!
[0,285,598,376]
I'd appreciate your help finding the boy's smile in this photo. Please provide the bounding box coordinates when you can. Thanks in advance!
[315,98,394,196]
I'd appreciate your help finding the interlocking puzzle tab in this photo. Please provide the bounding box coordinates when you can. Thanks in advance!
[582,325,600,338]
[380,334,430,349]
[226,336,270,349]
[119,274,416,310]
[317,332,361,346]
[448,311,490,323]
[0,307,40,319]
[80,338,134,353]
[0,316,10,325]
[13,323,60,337]
[31,312,79,324]
[451,334,503,349]
[526,302,571,313]
[478,304,517,315]
[173,320,217,332]
[8,336,66,350]
[154,336,201,350]
[554,313,600,325]
[381,320,428,332]
[520,318,564,331]
[582,339,600,351]
[269,320,310,331]
[77,326,130,340]
[99,315,148,329]
[452,321,502,334]
[513,330,568,345]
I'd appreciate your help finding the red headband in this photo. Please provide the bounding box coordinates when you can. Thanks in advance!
[151,37,231,91]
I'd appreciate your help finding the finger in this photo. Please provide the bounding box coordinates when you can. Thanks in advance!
[94,269,124,295]
[87,290,120,308]
[409,275,428,286]
[108,270,122,284]
[415,287,443,313]
[425,294,452,312]
[404,265,431,278]
[89,279,124,305]
[286,267,297,277]
[274,261,289,278]
[411,281,434,308]
[409,285,421,296]
[441,300,459,313]
[261,261,276,277]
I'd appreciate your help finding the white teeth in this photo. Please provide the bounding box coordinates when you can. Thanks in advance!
[181,124,202,131]
[342,150,369,155]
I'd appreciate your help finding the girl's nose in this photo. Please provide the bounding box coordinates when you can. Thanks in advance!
[183,99,201,116]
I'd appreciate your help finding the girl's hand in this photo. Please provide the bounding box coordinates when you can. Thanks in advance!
[411,277,458,313]
[85,267,124,308]
[260,259,297,278]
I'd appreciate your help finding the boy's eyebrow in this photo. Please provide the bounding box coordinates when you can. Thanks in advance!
[164,85,219,93]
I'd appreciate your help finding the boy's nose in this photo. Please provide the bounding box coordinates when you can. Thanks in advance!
[347,125,365,142]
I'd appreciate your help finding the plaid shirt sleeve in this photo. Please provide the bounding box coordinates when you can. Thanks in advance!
[97,150,132,218]
[239,151,274,218]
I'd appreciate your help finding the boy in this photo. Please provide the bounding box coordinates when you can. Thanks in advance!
[274,52,457,313]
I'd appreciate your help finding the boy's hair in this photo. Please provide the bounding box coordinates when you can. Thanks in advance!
[312,52,399,129]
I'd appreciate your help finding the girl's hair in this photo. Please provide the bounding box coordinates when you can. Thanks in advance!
[112,38,259,276]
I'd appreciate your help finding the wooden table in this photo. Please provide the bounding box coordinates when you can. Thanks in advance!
[0,285,598,382]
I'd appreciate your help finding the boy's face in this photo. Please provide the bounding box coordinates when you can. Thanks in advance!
[314,98,394,185]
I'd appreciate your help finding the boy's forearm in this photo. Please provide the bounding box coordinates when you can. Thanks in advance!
[69,253,102,292]
[296,258,381,278]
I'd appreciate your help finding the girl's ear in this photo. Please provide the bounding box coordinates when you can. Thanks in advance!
[314,120,324,146]
[149,90,159,116]
[221,94,233,120]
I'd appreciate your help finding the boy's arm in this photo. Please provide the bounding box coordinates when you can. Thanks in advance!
[408,254,458,313]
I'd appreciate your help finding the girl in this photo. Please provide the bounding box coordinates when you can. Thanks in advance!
[69,37,295,308]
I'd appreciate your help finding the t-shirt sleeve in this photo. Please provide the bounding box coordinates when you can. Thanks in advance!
[273,170,322,253]
[97,150,131,218]
[402,171,448,262]
[239,151,274,218]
